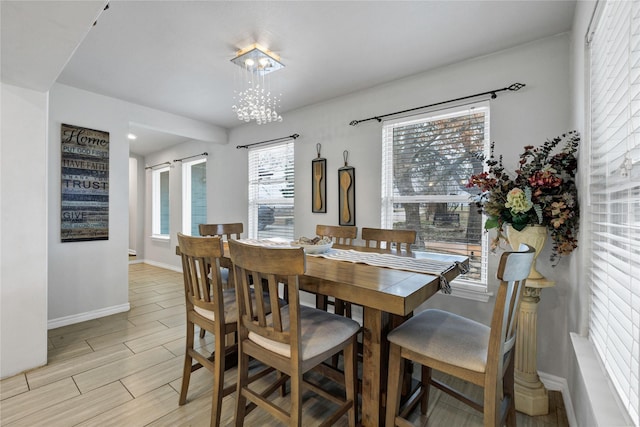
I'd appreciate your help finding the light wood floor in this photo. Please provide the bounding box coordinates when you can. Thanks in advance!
[1,263,569,426]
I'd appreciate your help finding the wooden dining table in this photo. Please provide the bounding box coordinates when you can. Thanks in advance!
[223,241,468,427]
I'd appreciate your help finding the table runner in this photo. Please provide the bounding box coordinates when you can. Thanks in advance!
[308,249,468,294]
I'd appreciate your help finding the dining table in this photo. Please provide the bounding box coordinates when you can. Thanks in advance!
[226,240,469,427]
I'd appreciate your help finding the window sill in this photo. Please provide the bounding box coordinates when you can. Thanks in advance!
[570,333,633,426]
[150,235,170,242]
[448,280,492,302]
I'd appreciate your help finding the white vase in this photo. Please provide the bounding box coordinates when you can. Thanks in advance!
[505,224,547,280]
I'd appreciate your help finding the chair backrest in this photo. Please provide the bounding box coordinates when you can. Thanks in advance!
[177,232,226,323]
[199,223,243,240]
[315,224,357,246]
[487,244,535,392]
[229,239,306,360]
[361,227,417,253]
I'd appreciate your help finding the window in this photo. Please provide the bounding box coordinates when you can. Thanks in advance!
[248,141,294,239]
[381,102,489,287]
[182,158,207,236]
[152,166,170,237]
[588,1,640,423]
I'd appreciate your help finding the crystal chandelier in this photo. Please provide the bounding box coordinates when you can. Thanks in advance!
[231,44,284,125]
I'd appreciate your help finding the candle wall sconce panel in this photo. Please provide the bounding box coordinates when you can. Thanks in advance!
[312,158,326,213]
[338,166,355,226]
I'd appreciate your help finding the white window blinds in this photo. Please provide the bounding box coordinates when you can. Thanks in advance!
[248,141,295,239]
[381,102,489,286]
[589,1,640,424]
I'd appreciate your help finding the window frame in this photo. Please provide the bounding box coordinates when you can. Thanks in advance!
[182,158,207,236]
[247,141,295,240]
[587,0,640,423]
[151,165,170,238]
[381,102,490,294]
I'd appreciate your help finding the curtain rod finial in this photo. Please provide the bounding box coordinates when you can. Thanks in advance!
[349,120,359,126]
[508,83,526,91]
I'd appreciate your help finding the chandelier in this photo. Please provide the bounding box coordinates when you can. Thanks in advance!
[231,44,284,125]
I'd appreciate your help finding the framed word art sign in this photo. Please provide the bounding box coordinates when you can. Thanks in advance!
[60,123,109,242]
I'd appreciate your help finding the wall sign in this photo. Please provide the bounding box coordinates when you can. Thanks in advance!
[61,123,109,242]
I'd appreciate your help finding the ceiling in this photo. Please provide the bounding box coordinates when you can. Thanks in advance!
[2,1,577,155]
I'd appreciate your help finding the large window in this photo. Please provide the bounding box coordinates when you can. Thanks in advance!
[381,102,489,287]
[588,1,640,423]
[182,158,207,236]
[248,141,294,239]
[152,166,170,237]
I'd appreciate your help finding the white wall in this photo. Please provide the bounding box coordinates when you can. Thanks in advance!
[129,153,145,259]
[144,34,573,379]
[48,84,131,323]
[47,83,226,326]
[129,157,137,254]
[1,83,49,377]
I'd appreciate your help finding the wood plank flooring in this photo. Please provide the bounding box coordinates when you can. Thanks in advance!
[0,263,569,426]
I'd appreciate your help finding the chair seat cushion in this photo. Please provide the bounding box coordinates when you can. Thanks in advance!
[249,305,360,361]
[387,309,490,373]
[193,289,238,324]
[194,289,282,325]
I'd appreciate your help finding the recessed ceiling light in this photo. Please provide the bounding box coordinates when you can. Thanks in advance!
[127,133,137,140]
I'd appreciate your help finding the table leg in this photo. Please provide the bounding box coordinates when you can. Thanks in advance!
[361,307,390,427]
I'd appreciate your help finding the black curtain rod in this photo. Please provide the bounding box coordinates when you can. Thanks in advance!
[144,161,171,170]
[348,82,526,126]
[236,134,300,149]
[174,152,208,162]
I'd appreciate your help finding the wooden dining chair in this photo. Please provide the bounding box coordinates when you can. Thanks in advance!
[316,224,357,246]
[361,227,417,253]
[197,223,244,337]
[229,239,360,427]
[199,222,243,240]
[315,224,358,317]
[198,222,243,286]
[176,232,239,427]
[385,244,535,427]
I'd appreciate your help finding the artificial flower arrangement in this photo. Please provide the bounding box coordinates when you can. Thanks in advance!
[466,131,580,264]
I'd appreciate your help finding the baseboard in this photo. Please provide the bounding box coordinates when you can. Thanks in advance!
[48,303,130,329]
[128,249,137,256]
[539,371,577,426]
[141,259,182,273]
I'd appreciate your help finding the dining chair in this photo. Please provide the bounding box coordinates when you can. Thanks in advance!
[229,239,360,427]
[198,222,243,337]
[199,222,243,240]
[361,227,417,253]
[315,224,358,317]
[198,222,243,287]
[384,244,535,427]
[316,224,357,245]
[176,232,239,427]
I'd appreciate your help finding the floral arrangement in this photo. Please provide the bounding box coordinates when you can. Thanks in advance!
[466,131,580,264]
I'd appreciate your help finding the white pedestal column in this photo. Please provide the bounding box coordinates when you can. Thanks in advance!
[514,278,554,416]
